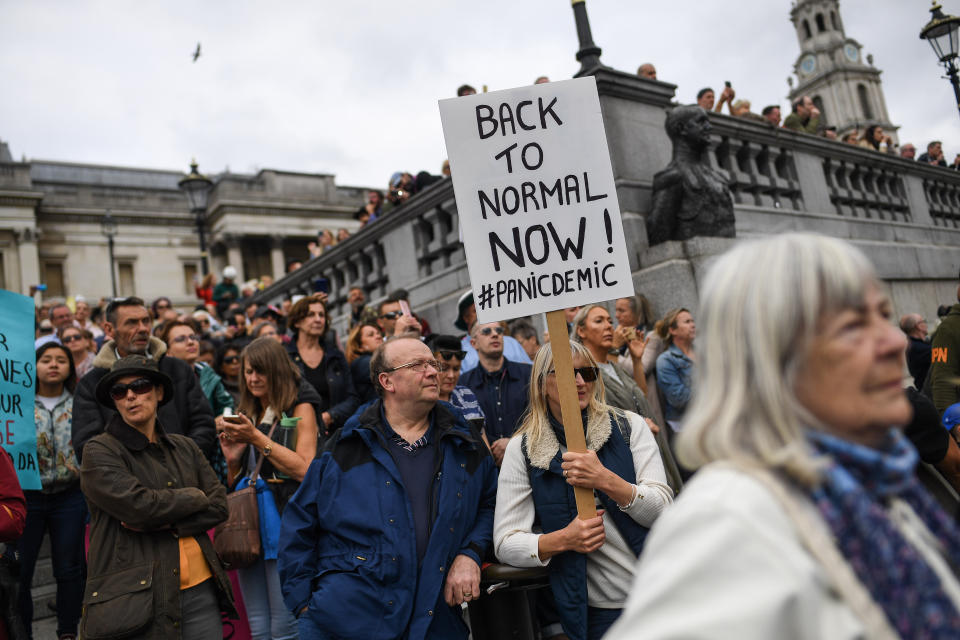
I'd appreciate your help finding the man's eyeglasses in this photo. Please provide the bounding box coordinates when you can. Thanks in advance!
[479,326,504,336]
[380,311,402,320]
[109,377,156,400]
[437,350,467,361]
[385,359,445,374]
[171,334,199,344]
[547,366,600,382]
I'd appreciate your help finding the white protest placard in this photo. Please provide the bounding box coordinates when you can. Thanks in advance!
[439,76,633,324]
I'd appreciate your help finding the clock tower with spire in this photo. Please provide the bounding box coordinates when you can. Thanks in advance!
[788,0,897,142]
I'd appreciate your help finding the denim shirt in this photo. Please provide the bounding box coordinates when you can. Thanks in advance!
[460,359,532,441]
[656,345,694,422]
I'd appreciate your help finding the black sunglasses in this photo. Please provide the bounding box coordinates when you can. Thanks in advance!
[61,334,84,343]
[479,326,504,336]
[222,355,240,364]
[547,366,600,382]
[109,377,156,401]
[380,311,402,320]
[437,350,467,361]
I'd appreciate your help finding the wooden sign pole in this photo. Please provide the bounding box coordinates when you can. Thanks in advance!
[545,309,597,519]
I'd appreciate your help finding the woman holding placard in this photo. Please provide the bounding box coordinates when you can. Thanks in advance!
[493,341,673,640]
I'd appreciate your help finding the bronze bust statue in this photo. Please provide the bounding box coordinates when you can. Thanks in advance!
[646,105,735,246]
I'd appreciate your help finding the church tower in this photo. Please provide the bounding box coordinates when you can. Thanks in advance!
[788,0,897,142]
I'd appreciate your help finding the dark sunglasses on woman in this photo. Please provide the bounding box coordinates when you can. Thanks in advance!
[548,366,600,382]
[109,377,156,400]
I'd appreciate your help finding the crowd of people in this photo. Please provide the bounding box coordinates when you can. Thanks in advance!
[625,61,958,168]
[10,227,960,639]
[10,66,960,640]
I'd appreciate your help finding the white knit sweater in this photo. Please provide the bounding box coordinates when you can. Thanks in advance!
[493,411,674,607]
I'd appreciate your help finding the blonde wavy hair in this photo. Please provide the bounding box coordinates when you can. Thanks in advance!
[676,233,878,487]
[514,341,618,450]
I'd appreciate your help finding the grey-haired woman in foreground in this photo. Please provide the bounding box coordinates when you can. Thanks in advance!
[606,233,960,639]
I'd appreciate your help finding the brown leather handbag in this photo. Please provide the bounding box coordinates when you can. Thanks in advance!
[213,421,278,570]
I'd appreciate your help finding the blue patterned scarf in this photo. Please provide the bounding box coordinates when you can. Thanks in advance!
[807,429,960,638]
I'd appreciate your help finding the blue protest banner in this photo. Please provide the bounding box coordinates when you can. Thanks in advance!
[0,290,40,490]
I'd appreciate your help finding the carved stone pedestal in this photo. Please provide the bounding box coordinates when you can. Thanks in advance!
[632,236,736,317]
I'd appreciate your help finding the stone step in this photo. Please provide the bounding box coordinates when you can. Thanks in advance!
[31,556,54,589]
[31,615,57,638]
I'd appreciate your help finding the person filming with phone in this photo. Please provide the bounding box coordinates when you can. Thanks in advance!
[216,336,323,640]
[377,295,423,338]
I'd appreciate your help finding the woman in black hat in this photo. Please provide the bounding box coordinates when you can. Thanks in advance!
[79,355,235,640]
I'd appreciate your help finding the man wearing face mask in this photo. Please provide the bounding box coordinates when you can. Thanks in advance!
[72,296,215,460]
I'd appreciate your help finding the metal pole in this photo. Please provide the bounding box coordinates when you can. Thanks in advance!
[947,59,960,120]
[571,0,604,76]
[107,235,117,298]
[195,209,209,275]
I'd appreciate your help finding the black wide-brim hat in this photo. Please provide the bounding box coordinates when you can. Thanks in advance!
[94,355,174,410]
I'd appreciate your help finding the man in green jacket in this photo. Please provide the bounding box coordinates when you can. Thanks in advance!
[931,275,960,416]
[212,266,240,317]
[783,95,821,135]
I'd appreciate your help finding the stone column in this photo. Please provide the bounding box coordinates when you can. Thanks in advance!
[222,233,245,283]
[14,228,40,297]
[270,235,286,281]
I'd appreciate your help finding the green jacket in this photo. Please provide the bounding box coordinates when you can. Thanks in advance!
[195,362,234,416]
[212,281,239,303]
[931,303,960,415]
[782,112,820,135]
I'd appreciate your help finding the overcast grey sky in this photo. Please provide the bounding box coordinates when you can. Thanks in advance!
[1,1,957,188]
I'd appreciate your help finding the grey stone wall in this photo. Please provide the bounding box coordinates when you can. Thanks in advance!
[256,69,960,338]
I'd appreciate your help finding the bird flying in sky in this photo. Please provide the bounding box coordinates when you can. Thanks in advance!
[192,42,201,63]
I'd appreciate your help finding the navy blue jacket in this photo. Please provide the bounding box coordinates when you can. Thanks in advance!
[278,400,498,640]
[286,337,359,431]
[526,412,648,640]
[460,359,532,441]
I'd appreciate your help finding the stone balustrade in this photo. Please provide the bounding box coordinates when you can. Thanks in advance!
[253,69,960,335]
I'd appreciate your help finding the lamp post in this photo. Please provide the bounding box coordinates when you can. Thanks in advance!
[920,1,960,120]
[100,210,118,298]
[178,159,214,275]
[571,0,606,76]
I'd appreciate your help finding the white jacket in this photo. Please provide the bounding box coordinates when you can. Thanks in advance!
[606,465,960,640]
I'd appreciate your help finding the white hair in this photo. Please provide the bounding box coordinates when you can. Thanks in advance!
[675,233,878,486]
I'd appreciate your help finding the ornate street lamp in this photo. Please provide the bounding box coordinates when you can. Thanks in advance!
[920,1,960,119]
[100,210,118,298]
[178,159,214,275]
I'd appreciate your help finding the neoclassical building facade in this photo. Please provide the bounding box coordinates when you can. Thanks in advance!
[0,139,368,305]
